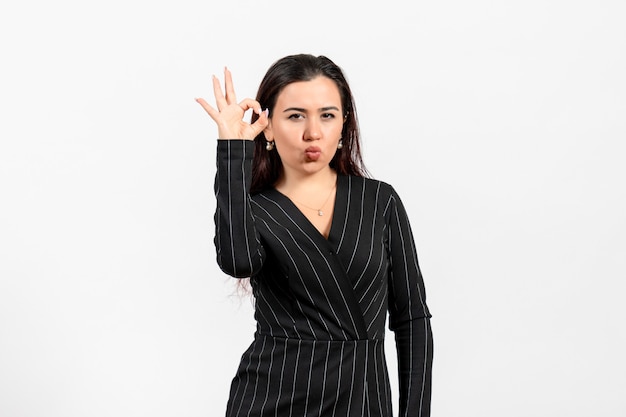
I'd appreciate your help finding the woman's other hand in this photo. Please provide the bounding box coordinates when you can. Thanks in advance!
[196,67,269,140]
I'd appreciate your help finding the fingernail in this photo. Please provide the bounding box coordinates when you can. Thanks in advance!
[264,109,269,117]
[255,107,261,115]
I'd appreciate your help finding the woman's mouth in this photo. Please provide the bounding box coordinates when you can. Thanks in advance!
[305,146,321,161]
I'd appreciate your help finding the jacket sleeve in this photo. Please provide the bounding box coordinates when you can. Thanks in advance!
[385,186,433,417]
[214,140,265,278]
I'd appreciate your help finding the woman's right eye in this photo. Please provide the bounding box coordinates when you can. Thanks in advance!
[288,113,304,120]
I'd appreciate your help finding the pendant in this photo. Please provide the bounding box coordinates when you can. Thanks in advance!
[318,210,324,216]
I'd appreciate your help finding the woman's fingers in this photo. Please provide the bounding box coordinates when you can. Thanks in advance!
[238,98,262,116]
[195,97,219,121]
[224,67,237,105]
[212,75,227,111]
[196,95,266,139]
[212,68,238,109]
[245,99,270,137]
[236,98,268,138]
[197,70,267,139]
[251,108,269,136]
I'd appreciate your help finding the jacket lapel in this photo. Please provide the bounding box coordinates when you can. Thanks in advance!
[263,180,369,340]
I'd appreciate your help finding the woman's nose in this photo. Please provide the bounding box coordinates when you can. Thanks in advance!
[304,120,321,140]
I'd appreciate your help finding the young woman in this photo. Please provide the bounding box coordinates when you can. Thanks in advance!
[196,54,433,417]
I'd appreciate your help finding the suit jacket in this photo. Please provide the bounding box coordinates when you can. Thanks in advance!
[214,140,433,417]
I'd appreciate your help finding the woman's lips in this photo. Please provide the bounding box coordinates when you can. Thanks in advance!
[305,146,321,161]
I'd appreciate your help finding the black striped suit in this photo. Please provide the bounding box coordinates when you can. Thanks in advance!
[214,140,433,417]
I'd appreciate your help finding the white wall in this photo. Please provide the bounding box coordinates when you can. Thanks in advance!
[1,1,625,416]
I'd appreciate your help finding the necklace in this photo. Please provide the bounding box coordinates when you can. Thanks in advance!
[289,183,336,216]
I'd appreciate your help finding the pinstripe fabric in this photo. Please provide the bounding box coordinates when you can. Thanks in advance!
[215,140,433,417]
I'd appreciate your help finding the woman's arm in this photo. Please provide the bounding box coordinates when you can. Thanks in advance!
[385,186,433,417]
[196,67,270,278]
[214,139,265,278]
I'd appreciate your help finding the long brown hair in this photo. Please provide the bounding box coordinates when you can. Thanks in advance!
[249,54,368,194]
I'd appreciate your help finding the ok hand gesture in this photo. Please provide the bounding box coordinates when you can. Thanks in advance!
[196,67,269,140]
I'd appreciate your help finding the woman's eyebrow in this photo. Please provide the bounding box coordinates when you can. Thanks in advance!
[282,106,341,113]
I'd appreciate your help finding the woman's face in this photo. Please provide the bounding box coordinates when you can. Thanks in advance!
[264,76,344,180]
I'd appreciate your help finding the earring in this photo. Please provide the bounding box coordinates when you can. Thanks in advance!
[266,141,274,151]
[337,139,343,149]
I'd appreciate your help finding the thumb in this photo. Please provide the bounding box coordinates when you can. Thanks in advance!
[250,108,269,137]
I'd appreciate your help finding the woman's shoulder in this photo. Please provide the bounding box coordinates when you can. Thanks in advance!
[343,174,394,189]
[342,174,398,200]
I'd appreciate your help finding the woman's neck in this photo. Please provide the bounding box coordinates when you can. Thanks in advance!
[275,167,337,195]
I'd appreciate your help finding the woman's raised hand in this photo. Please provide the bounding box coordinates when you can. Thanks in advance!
[196,67,269,140]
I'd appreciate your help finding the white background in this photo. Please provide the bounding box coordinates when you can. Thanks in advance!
[1,1,625,416]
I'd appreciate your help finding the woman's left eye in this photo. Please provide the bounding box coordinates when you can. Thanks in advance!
[321,113,336,119]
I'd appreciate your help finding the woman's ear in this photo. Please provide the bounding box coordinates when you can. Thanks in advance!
[263,121,273,142]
